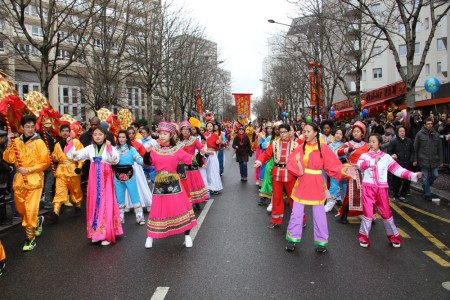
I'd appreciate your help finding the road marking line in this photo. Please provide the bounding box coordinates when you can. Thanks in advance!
[190,199,214,241]
[423,251,450,267]
[150,287,170,300]
[397,228,411,238]
[397,202,450,224]
[390,201,450,257]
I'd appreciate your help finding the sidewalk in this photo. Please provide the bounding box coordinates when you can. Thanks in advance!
[410,169,450,205]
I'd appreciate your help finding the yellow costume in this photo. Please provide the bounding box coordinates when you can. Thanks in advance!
[51,139,84,214]
[245,126,255,150]
[3,134,50,240]
[0,241,5,261]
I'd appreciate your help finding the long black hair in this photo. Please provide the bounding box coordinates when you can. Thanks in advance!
[117,130,133,149]
[191,126,206,142]
[302,122,323,158]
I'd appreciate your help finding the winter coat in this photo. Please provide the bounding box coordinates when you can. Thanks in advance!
[413,126,443,169]
[233,135,252,163]
[388,136,414,168]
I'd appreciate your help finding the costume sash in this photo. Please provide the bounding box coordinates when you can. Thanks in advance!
[348,169,363,211]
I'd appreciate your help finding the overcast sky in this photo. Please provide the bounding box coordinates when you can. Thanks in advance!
[173,0,297,99]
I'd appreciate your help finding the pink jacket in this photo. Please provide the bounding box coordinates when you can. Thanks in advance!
[357,150,418,188]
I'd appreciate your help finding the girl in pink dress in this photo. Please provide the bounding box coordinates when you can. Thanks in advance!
[145,122,198,249]
[179,120,209,210]
[73,127,123,246]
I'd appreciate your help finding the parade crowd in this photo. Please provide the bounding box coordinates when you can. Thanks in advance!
[0,107,449,277]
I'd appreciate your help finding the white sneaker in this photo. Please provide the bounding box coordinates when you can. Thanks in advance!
[146,206,151,213]
[324,199,336,212]
[92,239,100,243]
[101,240,111,246]
[145,237,153,248]
[184,235,193,248]
[267,202,272,213]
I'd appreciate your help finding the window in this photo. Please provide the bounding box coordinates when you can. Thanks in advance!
[414,42,420,54]
[425,64,430,76]
[438,15,447,27]
[416,21,421,32]
[94,38,102,48]
[437,62,442,73]
[437,38,447,50]
[372,46,382,57]
[15,82,40,98]
[373,68,382,79]
[127,87,144,119]
[371,26,381,36]
[59,86,82,118]
[362,69,367,80]
[424,17,429,29]
[399,44,407,55]
[371,3,381,14]
[63,88,69,103]
[32,26,43,37]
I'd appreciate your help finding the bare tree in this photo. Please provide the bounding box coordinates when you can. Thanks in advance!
[79,0,138,112]
[0,0,100,97]
[342,0,450,107]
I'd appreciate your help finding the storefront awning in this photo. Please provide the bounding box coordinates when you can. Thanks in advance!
[415,97,450,107]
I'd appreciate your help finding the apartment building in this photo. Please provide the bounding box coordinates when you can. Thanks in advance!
[0,0,161,122]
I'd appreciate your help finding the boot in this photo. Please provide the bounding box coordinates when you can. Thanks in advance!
[135,206,145,225]
[340,205,349,224]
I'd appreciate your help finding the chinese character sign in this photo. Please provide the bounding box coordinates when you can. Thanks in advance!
[233,93,252,125]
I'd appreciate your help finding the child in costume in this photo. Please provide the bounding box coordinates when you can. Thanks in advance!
[73,126,122,246]
[144,122,199,249]
[357,134,421,248]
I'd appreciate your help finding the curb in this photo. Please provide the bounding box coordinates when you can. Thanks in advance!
[410,182,450,205]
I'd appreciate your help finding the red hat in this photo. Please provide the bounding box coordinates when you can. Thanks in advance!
[352,120,366,135]
[179,120,191,129]
[157,122,176,135]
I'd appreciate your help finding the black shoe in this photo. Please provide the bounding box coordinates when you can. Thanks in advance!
[336,200,343,206]
[0,261,5,276]
[258,198,266,206]
[74,207,82,215]
[285,241,296,252]
[46,212,59,224]
[315,246,327,253]
[193,203,201,211]
[267,223,279,229]
[340,215,348,224]
[424,195,432,202]
[399,197,408,203]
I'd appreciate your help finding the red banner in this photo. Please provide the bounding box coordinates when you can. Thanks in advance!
[309,70,317,106]
[233,93,252,125]
[195,95,203,115]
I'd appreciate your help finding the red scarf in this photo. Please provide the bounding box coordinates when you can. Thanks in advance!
[238,133,245,145]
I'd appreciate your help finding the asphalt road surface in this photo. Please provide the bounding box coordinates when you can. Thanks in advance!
[1,150,450,299]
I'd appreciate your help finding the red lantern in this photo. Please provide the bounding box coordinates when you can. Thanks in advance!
[335,111,340,118]
[361,100,366,106]
[383,104,388,110]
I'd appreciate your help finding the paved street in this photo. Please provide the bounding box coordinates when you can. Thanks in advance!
[1,150,450,299]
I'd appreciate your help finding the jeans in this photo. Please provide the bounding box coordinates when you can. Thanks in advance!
[239,161,248,178]
[421,167,439,197]
[218,149,224,175]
